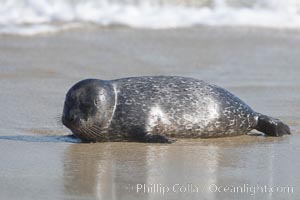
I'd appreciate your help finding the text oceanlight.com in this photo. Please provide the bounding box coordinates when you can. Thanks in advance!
[131,183,294,196]
[208,184,293,195]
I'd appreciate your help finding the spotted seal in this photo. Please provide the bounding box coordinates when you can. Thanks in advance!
[62,76,291,143]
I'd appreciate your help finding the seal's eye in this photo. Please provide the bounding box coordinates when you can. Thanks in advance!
[80,104,92,113]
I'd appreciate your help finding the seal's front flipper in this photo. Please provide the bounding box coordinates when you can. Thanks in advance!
[143,134,175,143]
[255,114,291,137]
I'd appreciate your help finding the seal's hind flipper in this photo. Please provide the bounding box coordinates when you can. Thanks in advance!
[143,134,176,143]
[255,114,291,137]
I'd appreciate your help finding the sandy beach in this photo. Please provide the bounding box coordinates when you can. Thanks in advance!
[0,26,299,200]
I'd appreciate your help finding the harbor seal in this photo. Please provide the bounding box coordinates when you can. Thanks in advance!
[62,76,291,143]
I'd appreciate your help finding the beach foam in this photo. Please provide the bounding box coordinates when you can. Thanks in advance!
[1,0,300,35]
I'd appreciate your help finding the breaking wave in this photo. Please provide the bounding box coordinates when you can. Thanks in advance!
[1,0,300,35]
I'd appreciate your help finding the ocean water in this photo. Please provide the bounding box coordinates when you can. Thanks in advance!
[1,0,300,35]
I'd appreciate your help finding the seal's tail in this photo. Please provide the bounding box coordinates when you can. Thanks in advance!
[255,113,291,136]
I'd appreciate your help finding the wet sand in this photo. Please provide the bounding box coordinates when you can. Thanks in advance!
[0,26,299,200]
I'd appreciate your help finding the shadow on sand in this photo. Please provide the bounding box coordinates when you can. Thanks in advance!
[0,135,81,143]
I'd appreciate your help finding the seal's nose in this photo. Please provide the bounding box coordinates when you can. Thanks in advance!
[62,113,77,127]
[67,115,75,122]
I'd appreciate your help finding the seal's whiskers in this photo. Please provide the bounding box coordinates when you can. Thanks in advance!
[79,127,96,140]
[55,114,63,127]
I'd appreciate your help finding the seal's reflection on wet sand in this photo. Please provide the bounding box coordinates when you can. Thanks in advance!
[63,135,292,200]
[63,142,149,199]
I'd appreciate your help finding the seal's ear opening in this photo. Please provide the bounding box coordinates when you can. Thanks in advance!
[255,114,291,136]
[94,99,99,106]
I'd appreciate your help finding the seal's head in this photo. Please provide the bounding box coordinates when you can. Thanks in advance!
[62,79,115,141]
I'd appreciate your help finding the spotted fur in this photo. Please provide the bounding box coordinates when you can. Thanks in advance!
[62,76,290,143]
[107,76,257,140]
